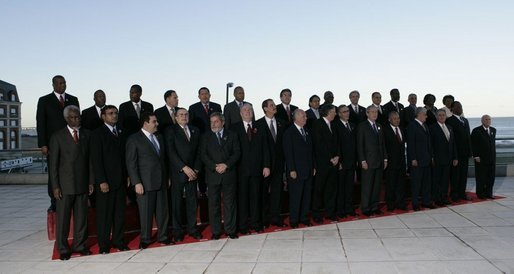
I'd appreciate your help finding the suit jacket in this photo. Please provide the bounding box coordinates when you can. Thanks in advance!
[383,101,405,127]
[312,118,339,172]
[90,124,126,190]
[425,107,438,126]
[200,129,240,185]
[255,117,286,172]
[332,119,357,170]
[283,125,315,180]
[81,105,103,131]
[276,104,298,126]
[348,104,366,126]
[471,126,496,165]
[155,105,178,134]
[403,105,416,126]
[118,100,154,137]
[36,92,80,148]
[230,121,270,177]
[446,115,472,158]
[407,121,432,167]
[165,124,202,183]
[188,101,222,133]
[49,127,92,195]
[383,124,406,169]
[223,101,254,129]
[357,121,387,169]
[305,108,319,130]
[429,123,457,166]
[375,105,388,127]
[126,130,167,191]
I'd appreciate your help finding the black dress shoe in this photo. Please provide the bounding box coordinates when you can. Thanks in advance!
[397,206,408,211]
[211,233,220,240]
[174,235,184,242]
[413,206,421,211]
[337,213,347,219]
[347,211,357,217]
[158,239,172,245]
[99,248,110,254]
[290,222,299,228]
[227,233,239,239]
[60,253,71,260]
[363,211,372,217]
[238,228,249,235]
[253,226,264,233]
[301,221,312,227]
[190,232,202,240]
[271,221,286,227]
[373,209,383,215]
[314,217,324,224]
[77,249,91,256]
[328,216,339,222]
[442,200,451,205]
[423,204,435,209]
[139,242,150,249]
[387,207,395,212]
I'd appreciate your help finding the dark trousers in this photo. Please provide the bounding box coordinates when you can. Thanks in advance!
[312,166,338,218]
[46,155,56,210]
[208,179,237,235]
[288,176,312,224]
[56,193,88,254]
[432,164,450,203]
[337,168,355,215]
[136,188,169,244]
[410,166,431,207]
[171,179,198,237]
[360,167,383,213]
[262,169,284,224]
[475,162,495,198]
[95,186,126,250]
[451,157,469,200]
[238,175,262,231]
[385,167,406,209]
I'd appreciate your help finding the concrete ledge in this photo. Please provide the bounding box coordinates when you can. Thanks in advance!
[0,174,47,185]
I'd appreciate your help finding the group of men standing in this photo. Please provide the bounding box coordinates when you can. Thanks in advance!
[37,75,497,260]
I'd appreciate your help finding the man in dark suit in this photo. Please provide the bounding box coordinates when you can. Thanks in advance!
[188,87,223,134]
[165,108,203,241]
[471,115,496,199]
[49,105,93,260]
[319,91,335,110]
[357,105,388,216]
[118,84,154,138]
[430,109,458,206]
[200,112,240,239]
[275,88,298,127]
[383,111,407,211]
[231,104,270,233]
[126,112,171,249]
[155,90,179,134]
[371,92,387,127]
[423,94,438,126]
[403,93,417,127]
[348,90,366,126]
[37,75,80,212]
[333,105,357,218]
[383,88,405,126]
[223,86,254,128]
[90,105,129,254]
[446,101,472,202]
[407,107,434,211]
[311,104,339,223]
[283,109,315,228]
[255,99,287,227]
[81,89,106,131]
[305,95,320,130]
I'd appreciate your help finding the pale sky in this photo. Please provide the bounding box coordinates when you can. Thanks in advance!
[1,0,513,127]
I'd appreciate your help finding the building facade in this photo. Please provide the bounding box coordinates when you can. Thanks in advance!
[0,80,21,150]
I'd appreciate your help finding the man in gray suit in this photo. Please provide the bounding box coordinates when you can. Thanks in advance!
[126,112,171,249]
[49,105,93,260]
[357,105,388,216]
[200,112,241,239]
[223,86,254,128]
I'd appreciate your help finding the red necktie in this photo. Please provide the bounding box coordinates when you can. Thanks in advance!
[59,95,65,107]
[72,129,78,144]
[204,104,209,115]
[286,106,291,121]
[395,127,402,142]
[247,123,252,141]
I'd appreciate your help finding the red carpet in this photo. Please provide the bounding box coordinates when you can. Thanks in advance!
[51,192,503,260]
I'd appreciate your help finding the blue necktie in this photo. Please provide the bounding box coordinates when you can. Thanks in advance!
[150,134,159,154]
[217,132,222,145]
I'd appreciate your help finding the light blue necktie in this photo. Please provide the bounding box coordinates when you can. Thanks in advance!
[150,134,159,154]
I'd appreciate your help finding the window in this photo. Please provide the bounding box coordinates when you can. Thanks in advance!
[11,141,16,149]
[10,107,17,115]
[0,107,5,116]
[0,120,4,127]
[10,120,17,126]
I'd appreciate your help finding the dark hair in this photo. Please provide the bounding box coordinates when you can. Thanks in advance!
[209,112,225,122]
[280,88,291,97]
[52,75,64,84]
[337,104,348,112]
[320,104,335,117]
[450,100,461,109]
[388,110,399,119]
[163,90,176,101]
[262,98,273,110]
[309,95,320,103]
[442,95,454,103]
[390,88,399,95]
[371,92,381,98]
[174,107,187,117]
[94,89,104,96]
[101,105,118,115]
[140,111,155,127]
[130,84,142,93]
[233,86,244,93]
[198,87,210,95]
[423,93,436,105]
